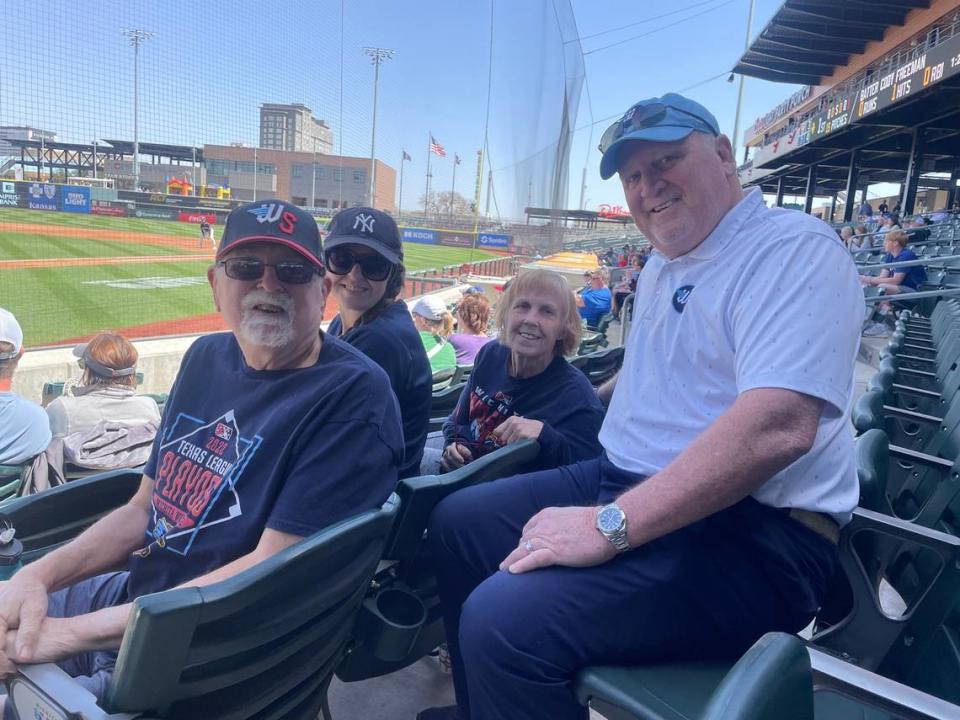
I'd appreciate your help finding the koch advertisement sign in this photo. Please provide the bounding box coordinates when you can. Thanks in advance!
[27,183,57,210]
[401,227,438,245]
[60,186,91,214]
[0,181,19,207]
[477,232,510,248]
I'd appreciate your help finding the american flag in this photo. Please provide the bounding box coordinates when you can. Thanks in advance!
[402,150,412,161]
[430,136,447,157]
[454,153,461,165]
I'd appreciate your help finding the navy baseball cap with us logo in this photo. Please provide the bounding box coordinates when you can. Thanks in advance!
[324,207,404,264]
[217,201,323,266]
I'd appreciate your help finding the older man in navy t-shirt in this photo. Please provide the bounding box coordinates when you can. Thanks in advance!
[0,202,403,712]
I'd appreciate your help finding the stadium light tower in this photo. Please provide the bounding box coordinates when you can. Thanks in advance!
[122,28,154,191]
[363,46,395,207]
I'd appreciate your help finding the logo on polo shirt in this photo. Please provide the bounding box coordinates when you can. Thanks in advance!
[672,285,695,313]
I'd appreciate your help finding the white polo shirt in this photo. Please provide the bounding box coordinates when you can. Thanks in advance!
[600,188,864,525]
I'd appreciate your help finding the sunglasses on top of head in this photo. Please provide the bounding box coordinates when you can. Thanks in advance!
[218,257,324,284]
[324,247,393,282]
[598,103,712,155]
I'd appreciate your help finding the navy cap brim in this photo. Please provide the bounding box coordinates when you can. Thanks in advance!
[600,125,698,180]
[323,234,402,265]
[216,236,324,266]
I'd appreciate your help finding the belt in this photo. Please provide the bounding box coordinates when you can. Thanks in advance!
[788,508,839,546]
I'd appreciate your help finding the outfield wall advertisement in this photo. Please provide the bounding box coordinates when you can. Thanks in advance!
[60,187,91,214]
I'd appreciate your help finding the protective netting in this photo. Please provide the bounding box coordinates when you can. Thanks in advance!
[0,0,585,347]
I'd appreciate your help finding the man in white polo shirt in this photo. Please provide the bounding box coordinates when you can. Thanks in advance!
[418,93,863,720]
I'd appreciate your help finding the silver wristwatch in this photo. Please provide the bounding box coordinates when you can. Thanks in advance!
[596,502,631,553]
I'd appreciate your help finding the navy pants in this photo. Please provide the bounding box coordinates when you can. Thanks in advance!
[427,454,839,720]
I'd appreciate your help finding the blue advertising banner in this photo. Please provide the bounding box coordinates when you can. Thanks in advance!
[0,181,20,208]
[60,186,91,214]
[26,182,57,210]
[401,227,438,244]
[477,232,511,248]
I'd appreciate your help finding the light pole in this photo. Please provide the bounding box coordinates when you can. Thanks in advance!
[310,136,317,209]
[253,145,258,202]
[362,46,395,207]
[730,0,756,165]
[122,28,153,191]
[91,140,98,180]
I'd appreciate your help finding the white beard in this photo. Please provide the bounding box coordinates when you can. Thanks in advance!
[238,290,296,348]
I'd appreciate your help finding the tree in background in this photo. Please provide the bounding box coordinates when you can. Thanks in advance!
[419,191,474,218]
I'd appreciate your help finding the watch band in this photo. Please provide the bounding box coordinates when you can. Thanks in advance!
[598,503,632,553]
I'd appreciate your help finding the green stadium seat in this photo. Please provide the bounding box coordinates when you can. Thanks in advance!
[577,509,960,717]
[336,439,539,682]
[427,382,466,433]
[0,464,26,506]
[2,468,142,563]
[431,367,456,392]
[570,346,624,386]
[6,496,399,720]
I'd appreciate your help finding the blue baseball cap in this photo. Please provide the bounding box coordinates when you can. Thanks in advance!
[599,93,720,180]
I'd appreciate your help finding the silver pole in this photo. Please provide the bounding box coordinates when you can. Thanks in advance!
[191,147,197,196]
[363,47,395,207]
[311,137,317,209]
[730,0,755,164]
[92,140,97,179]
[253,145,258,202]
[398,151,405,215]
[122,29,153,191]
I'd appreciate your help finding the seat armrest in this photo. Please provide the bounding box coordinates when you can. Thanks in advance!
[809,648,960,719]
[888,444,954,469]
[882,404,943,424]
[890,383,941,399]
[6,663,137,720]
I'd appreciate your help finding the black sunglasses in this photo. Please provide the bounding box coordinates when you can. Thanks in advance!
[598,103,712,155]
[218,257,323,285]
[325,247,393,282]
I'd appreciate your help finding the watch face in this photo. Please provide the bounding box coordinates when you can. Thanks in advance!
[598,506,623,533]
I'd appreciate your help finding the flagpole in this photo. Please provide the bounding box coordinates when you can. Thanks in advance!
[424,133,432,219]
[449,155,457,221]
[398,151,405,217]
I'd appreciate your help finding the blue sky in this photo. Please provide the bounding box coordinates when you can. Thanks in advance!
[0,0,804,217]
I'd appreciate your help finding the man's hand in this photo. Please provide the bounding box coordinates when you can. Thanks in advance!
[0,575,50,662]
[440,442,474,472]
[489,417,543,445]
[2,616,77,673]
[499,506,616,574]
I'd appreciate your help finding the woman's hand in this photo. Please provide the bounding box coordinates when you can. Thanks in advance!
[490,416,544,445]
[440,442,474,472]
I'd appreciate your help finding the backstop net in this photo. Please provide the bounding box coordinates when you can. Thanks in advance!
[0,0,586,348]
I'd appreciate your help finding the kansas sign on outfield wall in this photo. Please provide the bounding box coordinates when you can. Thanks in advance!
[26,183,57,210]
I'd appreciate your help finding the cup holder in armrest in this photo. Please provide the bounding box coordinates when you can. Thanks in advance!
[356,587,428,663]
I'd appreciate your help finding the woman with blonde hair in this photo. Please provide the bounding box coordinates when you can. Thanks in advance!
[46,332,160,437]
[440,268,603,472]
[449,293,493,365]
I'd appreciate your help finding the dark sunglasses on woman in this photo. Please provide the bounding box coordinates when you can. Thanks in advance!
[324,247,393,282]
[218,257,323,284]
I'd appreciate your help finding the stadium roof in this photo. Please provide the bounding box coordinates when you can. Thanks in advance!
[733,0,930,85]
[101,140,203,162]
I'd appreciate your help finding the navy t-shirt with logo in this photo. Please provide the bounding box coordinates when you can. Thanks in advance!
[442,342,604,469]
[128,331,403,599]
[883,249,926,290]
[328,301,431,479]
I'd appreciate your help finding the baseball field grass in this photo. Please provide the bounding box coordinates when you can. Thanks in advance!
[0,207,499,347]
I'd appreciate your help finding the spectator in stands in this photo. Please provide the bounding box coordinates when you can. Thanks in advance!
[859,199,873,217]
[861,229,926,296]
[0,308,50,466]
[908,216,932,244]
[575,268,612,327]
[449,292,493,365]
[839,225,855,250]
[419,93,862,720]
[45,333,160,437]
[325,207,431,479]
[878,200,889,214]
[0,202,403,710]
[611,255,643,320]
[411,295,457,375]
[892,201,902,216]
[440,268,603,474]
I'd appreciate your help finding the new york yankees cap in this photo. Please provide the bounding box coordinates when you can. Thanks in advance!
[0,308,23,360]
[324,207,403,265]
[217,201,323,266]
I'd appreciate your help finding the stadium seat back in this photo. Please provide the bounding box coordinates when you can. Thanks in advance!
[100,497,398,717]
